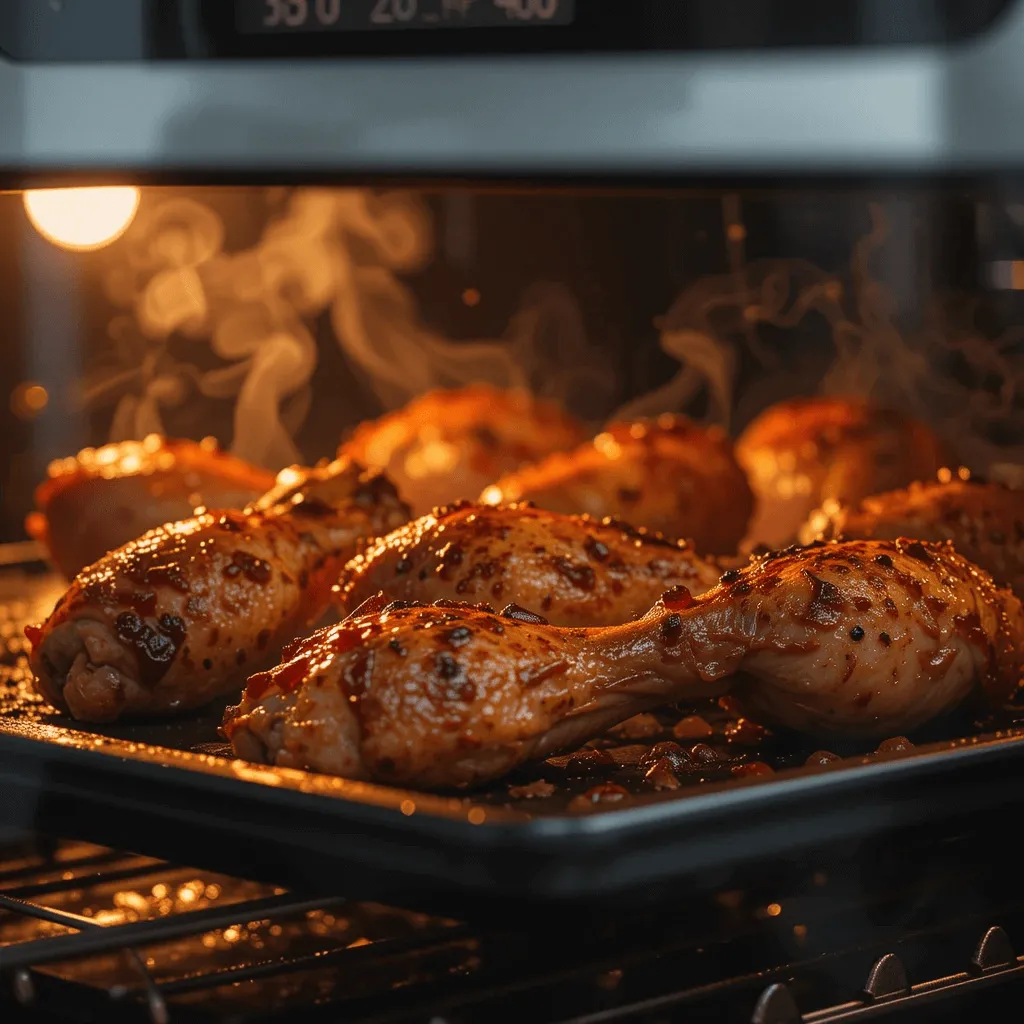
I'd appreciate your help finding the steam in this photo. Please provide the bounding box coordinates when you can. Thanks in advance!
[91,189,612,470]
[623,201,1024,475]
[88,190,1024,478]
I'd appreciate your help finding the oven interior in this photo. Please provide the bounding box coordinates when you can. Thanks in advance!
[3,181,1024,1018]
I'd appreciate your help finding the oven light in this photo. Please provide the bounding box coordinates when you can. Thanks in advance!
[22,186,140,251]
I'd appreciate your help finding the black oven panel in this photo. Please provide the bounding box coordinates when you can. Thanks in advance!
[234,0,577,35]
[0,0,1015,61]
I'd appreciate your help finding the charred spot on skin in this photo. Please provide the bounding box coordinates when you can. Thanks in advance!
[874,553,894,568]
[850,625,865,642]
[388,638,407,656]
[444,626,473,649]
[218,515,243,533]
[719,569,742,585]
[114,611,186,686]
[236,649,247,665]
[801,570,845,628]
[584,536,611,563]
[224,551,272,584]
[901,540,933,564]
[879,632,892,647]
[661,613,683,644]
[436,652,461,680]
[202,658,212,670]
[395,556,413,575]
[617,487,641,505]
[852,596,871,612]
[256,629,271,651]
[883,597,899,618]
[500,603,549,625]
[551,556,596,592]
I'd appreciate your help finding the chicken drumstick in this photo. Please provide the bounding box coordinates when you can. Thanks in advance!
[482,415,754,555]
[226,538,1024,788]
[338,502,723,627]
[800,476,1024,599]
[736,397,949,550]
[27,435,276,579]
[27,458,410,723]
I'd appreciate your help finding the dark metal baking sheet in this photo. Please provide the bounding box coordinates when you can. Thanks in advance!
[4,561,1024,909]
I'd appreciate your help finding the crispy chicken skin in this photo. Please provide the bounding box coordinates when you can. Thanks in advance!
[26,459,410,723]
[736,397,949,550]
[337,502,723,627]
[27,435,276,579]
[338,385,587,517]
[481,415,754,555]
[226,539,1024,788]
[800,476,1024,599]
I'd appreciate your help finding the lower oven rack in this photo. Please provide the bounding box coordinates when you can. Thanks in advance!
[4,558,1024,908]
[2,837,1024,1024]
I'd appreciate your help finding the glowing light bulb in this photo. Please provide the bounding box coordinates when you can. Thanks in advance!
[23,186,140,251]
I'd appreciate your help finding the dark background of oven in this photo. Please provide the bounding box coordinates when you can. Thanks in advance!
[0,185,1013,544]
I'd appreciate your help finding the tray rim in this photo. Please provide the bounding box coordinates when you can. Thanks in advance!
[3,712,1024,843]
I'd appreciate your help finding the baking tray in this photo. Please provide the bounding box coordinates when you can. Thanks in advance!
[3,556,1024,911]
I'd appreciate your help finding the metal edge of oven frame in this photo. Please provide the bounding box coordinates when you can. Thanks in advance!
[3,5,1024,176]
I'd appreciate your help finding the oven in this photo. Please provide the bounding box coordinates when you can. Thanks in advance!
[4,2,1024,1021]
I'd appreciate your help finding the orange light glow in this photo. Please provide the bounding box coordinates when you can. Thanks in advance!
[10,382,49,419]
[23,186,140,251]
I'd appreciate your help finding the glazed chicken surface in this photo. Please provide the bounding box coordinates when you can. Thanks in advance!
[225,538,1024,789]
[27,459,410,723]
[482,415,755,555]
[337,502,723,627]
[338,385,587,517]
[736,397,949,551]
[27,435,276,579]
[800,476,1024,599]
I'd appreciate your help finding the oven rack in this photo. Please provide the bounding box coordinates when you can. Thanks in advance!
[2,841,1024,1023]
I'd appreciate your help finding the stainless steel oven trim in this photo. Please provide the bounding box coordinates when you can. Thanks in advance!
[1,3,1023,175]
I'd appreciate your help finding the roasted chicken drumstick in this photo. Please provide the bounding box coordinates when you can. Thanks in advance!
[338,502,723,627]
[27,436,276,579]
[226,538,1024,788]
[800,476,1024,599]
[27,458,410,723]
[482,415,754,554]
[736,397,949,550]
[338,385,587,516]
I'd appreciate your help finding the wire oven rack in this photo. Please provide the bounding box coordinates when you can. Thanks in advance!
[2,835,1024,1023]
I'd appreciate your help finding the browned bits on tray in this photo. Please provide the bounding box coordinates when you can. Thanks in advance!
[643,759,681,790]
[568,783,631,813]
[612,713,664,739]
[507,779,556,800]
[638,741,692,774]
[806,750,841,767]
[672,715,714,739]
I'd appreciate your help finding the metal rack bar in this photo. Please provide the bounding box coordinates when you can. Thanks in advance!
[0,892,348,970]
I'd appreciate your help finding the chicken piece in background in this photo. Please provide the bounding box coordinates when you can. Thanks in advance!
[226,537,1021,789]
[482,415,754,556]
[26,458,409,723]
[26,436,276,579]
[736,396,949,551]
[338,501,724,626]
[338,384,587,517]
[800,472,1024,599]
